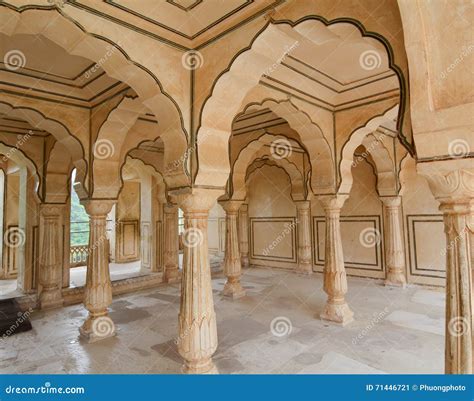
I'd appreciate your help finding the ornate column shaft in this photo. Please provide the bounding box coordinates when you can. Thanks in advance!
[318,195,354,325]
[419,162,473,374]
[39,204,64,309]
[381,196,407,287]
[238,203,249,267]
[79,200,116,343]
[176,189,222,374]
[163,203,180,283]
[220,200,246,299]
[295,200,312,274]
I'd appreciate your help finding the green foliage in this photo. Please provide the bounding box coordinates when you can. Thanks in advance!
[70,189,89,246]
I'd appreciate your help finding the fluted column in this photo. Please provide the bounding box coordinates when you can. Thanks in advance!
[238,203,249,268]
[39,204,64,309]
[176,188,222,374]
[79,200,116,343]
[220,200,246,299]
[318,195,354,325]
[419,162,473,374]
[163,202,180,283]
[381,196,407,287]
[295,200,312,274]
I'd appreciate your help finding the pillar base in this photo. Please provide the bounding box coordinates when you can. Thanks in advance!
[296,262,312,275]
[39,289,63,310]
[79,314,116,343]
[222,277,246,299]
[385,271,407,288]
[241,256,249,268]
[164,269,181,284]
[182,358,218,374]
[320,301,354,326]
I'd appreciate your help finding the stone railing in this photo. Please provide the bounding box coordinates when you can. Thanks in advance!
[70,245,88,267]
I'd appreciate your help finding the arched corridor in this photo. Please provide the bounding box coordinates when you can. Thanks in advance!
[0,0,472,378]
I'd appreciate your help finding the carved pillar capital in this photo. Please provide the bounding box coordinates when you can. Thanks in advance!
[176,188,223,215]
[380,196,402,208]
[82,199,115,217]
[219,199,243,214]
[318,195,348,213]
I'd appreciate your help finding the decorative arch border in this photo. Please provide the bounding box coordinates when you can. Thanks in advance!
[236,98,335,194]
[0,140,41,201]
[338,104,399,195]
[194,16,413,187]
[0,4,190,189]
[0,101,87,199]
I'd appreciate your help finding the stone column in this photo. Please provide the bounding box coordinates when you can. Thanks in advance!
[38,204,64,309]
[238,203,249,268]
[295,200,312,274]
[79,200,116,343]
[381,196,407,287]
[220,200,246,299]
[176,189,222,374]
[419,163,473,374]
[163,203,180,283]
[318,195,354,325]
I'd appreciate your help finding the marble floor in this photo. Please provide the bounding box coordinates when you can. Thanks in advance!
[69,261,145,288]
[0,267,445,374]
